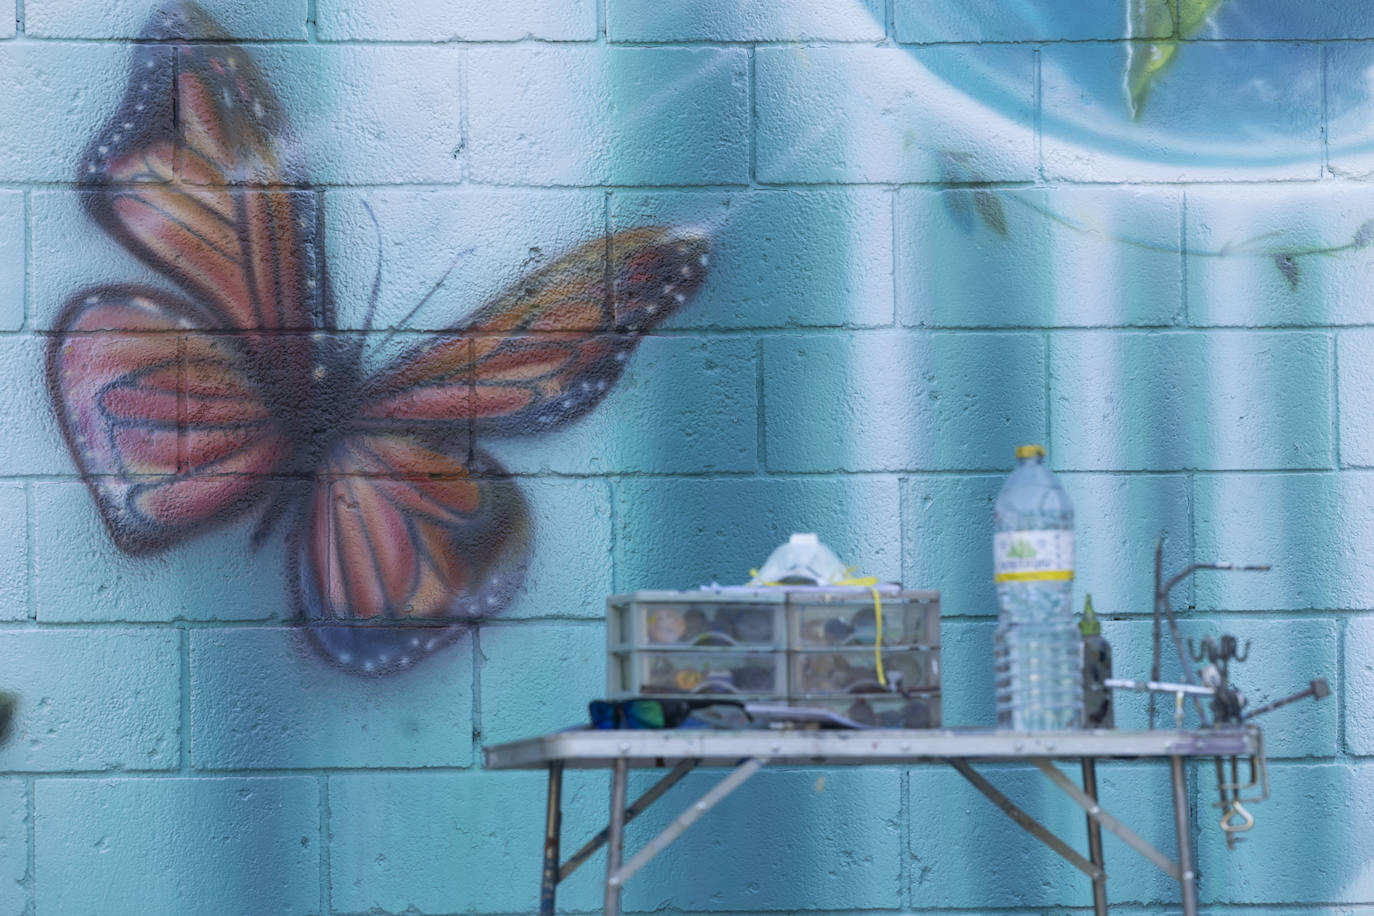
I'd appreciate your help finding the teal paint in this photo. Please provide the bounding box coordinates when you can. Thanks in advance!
[2,0,1372,913]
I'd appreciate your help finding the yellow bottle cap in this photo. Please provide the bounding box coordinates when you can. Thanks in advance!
[1015,444,1046,459]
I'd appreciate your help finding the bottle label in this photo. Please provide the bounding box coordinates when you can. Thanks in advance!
[994,530,1074,582]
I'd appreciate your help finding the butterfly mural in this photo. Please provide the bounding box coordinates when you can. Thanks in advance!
[45,1,710,675]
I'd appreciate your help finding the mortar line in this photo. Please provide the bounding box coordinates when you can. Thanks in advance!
[1332,331,1341,468]
[13,0,22,36]
[889,187,900,327]
[755,337,767,472]
[1033,48,1044,183]
[1337,615,1347,755]
[885,0,896,41]
[1320,45,1330,177]
[24,481,34,621]
[305,0,317,43]
[471,625,484,765]
[22,188,31,333]
[748,45,758,186]
[179,626,191,772]
[597,0,607,42]
[1180,188,1190,327]
[607,475,620,594]
[318,773,331,915]
[457,47,470,183]
[25,775,34,914]
[898,765,911,910]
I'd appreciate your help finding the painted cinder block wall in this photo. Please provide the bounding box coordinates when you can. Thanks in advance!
[2,0,1373,913]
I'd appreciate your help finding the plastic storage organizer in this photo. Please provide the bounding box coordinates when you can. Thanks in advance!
[607,587,941,727]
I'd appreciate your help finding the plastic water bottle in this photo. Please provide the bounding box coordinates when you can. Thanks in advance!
[992,445,1083,729]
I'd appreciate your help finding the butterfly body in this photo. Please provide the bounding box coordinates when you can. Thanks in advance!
[47,1,710,675]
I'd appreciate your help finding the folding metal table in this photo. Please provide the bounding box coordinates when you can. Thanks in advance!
[485,726,1261,916]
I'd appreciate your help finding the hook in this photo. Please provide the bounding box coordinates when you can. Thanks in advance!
[1220,800,1255,834]
[1233,639,1251,663]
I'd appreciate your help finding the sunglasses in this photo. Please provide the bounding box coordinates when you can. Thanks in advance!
[589,698,749,730]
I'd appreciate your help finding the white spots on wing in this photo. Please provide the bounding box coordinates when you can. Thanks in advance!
[314,365,326,380]
[679,265,691,277]
[86,164,97,174]
[673,293,685,304]
[222,88,233,108]
[123,122,133,130]
[252,99,264,119]
[700,253,709,266]
[646,304,658,314]
[84,295,99,305]
[135,103,145,112]
[596,380,607,392]
[306,278,317,289]
[144,59,155,70]
[614,352,628,363]
[97,145,109,155]
[140,82,149,91]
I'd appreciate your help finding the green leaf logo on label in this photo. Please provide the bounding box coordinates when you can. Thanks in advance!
[1008,539,1037,559]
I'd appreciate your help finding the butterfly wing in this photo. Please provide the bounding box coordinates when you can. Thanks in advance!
[80,5,325,337]
[295,434,529,675]
[294,225,709,671]
[52,4,328,552]
[47,286,296,554]
[359,225,711,435]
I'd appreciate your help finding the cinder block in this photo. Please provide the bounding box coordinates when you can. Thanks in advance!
[895,0,1164,41]
[468,47,750,186]
[764,331,1046,473]
[615,476,903,590]
[324,188,604,332]
[235,46,461,186]
[0,0,12,38]
[479,622,603,746]
[1340,331,1374,467]
[939,619,996,726]
[1063,473,1192,620]
[328,770,611,914]
[755,46,1035,184]
[0,779,25,916]
[611,189,895,329]
[609,0,883,42]
[898,187,1182,328]
[1051,331,1331,471]
[1344,614,1374,755]
[24,0,307,38]
[0,44,173,183]
[0,192,21,331]
[1194,473,1374,611]
[907,761,1180,908]
[1186,185,1374,326]
[1041,44,1321,182]
[36,777,320,916]
[483,335,757,475]
[0,629,179,772]
[0,484,24,621]
[1197,762,1374,903]
[1327,46,1374,179]
[1200,0,1374,39]
[32,481,293,622]
[319,0,594,40]
[190,627,473,769]
[502,478,613,620]
[0,337,74,476]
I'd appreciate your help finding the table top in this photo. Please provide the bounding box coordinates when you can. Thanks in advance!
[483,726,1262,770]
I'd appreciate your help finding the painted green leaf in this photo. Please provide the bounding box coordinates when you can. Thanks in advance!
[1126,0,1228,118]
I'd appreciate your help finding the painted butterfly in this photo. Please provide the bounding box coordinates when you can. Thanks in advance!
[45,2,710,675]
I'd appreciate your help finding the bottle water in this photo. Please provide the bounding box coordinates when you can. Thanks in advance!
[993,445,1083,729]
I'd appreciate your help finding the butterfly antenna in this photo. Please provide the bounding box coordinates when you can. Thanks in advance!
[376,244,475,349]
[360,200,384,334]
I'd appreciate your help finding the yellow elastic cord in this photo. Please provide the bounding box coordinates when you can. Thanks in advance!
[836,570,885,688]
[747,570,890,688]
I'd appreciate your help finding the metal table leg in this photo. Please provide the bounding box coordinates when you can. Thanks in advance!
[541,761,564,916]
[1170,756,1200,916]
[1081,758,1108,916]
[605,758,630,916]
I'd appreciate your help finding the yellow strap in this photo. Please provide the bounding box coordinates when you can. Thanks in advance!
[994,570,1074,583]
[746,569,890,688]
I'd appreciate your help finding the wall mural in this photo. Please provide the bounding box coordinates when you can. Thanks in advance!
[44,1,710,675]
